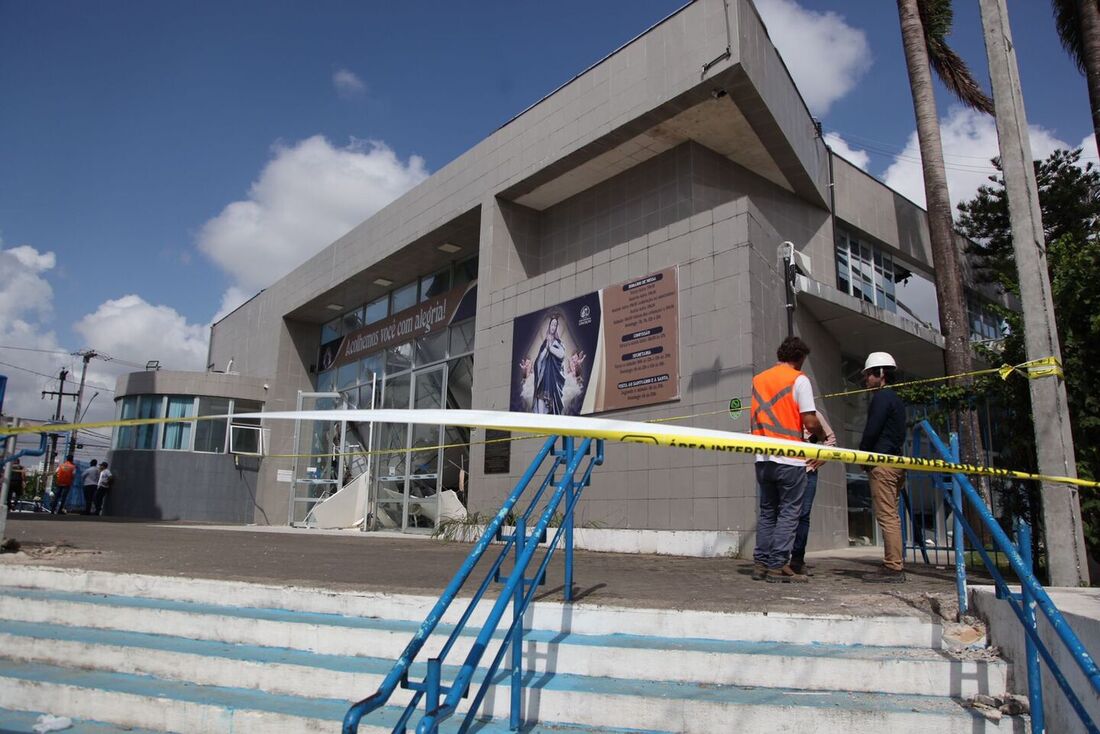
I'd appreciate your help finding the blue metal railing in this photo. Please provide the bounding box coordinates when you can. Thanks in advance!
[906,426,969,615]
[342,434,604,734]
[913,420,1100,733]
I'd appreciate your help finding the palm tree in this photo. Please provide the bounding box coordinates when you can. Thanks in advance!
[1051,0,1100,154]
[895,0,993,477]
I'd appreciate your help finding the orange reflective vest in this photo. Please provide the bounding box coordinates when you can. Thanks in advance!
[751,363,805,441]
[55,461,76,488]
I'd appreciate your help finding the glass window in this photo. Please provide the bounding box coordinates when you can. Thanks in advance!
[835,230,899,314]
[446,355,474,410]
[194,397,230,453]
[162,396,195,450]
[391,281,417,313]
[322,318,342,343]
[342,308,365,334]
[415,330,448,366]
[317,369,336,393]
[420,269,450,302]
[449,320,475,356]
[383,373,411,410]
[337,361,359,392]
[386,342,413,373]
[232,400,264,426]
[135,395,162,450]
[453,256,479,289]
[359,354,383,386]
[365,296,388,325]
[115,396,138,449]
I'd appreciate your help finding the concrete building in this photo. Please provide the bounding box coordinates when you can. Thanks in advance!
[110,0,1005,554]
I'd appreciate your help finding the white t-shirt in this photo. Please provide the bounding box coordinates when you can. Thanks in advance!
[97,469,113,488]
[756,374,816,467]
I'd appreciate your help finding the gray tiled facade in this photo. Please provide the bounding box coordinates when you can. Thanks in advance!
[189,0,958,553]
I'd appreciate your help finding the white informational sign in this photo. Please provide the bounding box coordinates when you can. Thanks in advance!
[276,469,293,483]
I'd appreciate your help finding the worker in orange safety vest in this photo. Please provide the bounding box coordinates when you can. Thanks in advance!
[749,336,827,583]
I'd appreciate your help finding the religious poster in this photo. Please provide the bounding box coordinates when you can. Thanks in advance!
[509,267,679,416]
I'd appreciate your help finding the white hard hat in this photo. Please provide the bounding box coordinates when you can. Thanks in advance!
[863,351,897,372]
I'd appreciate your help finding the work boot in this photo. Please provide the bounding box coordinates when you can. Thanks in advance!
[789,561,813,576]
[751,562,767,581]
[764,564,809,583]
[862,568,906,584]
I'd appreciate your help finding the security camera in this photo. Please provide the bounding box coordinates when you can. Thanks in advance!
[263,384,269,390]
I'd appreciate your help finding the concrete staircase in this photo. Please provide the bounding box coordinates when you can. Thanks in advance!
[0,565,1026,733]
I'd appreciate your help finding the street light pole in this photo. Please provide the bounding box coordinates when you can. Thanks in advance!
[68,350,98,455]
[979,0,1089,586]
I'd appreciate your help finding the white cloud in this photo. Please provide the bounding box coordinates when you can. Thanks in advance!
[1078,133,1099,166]
[882,107,1070,211]
[212,286,252,324]
[74,295,209,374]
[755,0,872,116]
[197,135,428,301]
[0,243,70,422]
[824,132,870,171]
[333,68,366,99]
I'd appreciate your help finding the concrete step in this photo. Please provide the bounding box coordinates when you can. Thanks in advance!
[0,657,1023,734]
[0,564,942,647]
[0,588,1007,697]
[0,708,163,734]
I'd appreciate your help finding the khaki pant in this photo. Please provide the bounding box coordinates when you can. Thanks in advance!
[869,466,906,571]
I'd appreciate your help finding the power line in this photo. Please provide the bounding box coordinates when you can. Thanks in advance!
[0,359,116,393]
[0,345,161,370]
[0,344,72,356]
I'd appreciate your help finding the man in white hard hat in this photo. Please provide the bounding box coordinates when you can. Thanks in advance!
[859,351,908,583]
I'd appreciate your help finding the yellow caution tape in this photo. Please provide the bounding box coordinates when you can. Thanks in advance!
[998,356,1064,381]
[0,357,1080,487]
[237,408,1097,490]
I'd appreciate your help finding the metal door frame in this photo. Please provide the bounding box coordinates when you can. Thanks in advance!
[288,390,345,526]
[375,363,448,532]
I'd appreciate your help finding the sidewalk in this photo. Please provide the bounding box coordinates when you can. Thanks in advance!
[1,514,976,619]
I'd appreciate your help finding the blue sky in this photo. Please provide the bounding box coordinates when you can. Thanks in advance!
[0,0,1094,424]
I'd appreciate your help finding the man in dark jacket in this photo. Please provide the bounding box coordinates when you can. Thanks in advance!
[859,352,907,583]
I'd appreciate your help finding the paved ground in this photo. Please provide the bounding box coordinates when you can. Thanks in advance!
[0,513,986,619]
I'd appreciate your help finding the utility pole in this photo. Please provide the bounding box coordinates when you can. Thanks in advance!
[41,368,77,500]
[979,0,1089,586]
[68,350,98,455]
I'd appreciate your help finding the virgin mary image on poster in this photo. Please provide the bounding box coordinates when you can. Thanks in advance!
[510,294,600,416]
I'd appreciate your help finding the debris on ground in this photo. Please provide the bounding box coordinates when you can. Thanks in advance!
[32,713,73,732]
[942,615,988,651]
[966,692,1029,721]
[0,537,20,553]
[14,542,101,559]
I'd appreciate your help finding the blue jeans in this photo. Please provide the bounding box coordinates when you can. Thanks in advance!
[753,461,807,569]
[791,470,818,565]
[51,484,72,513]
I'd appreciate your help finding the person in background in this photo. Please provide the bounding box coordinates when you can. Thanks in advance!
[51,455,77,514]
[749,336,827,583]
[92,462,113,516]
[81,459,101,514]
[859,351,908,584]
[7,459,24,511]
[789,409,837,576]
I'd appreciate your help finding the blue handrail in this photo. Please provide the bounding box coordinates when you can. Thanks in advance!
[914,420,1100,733]
[416,437,602,733]
[342,434,604,734]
